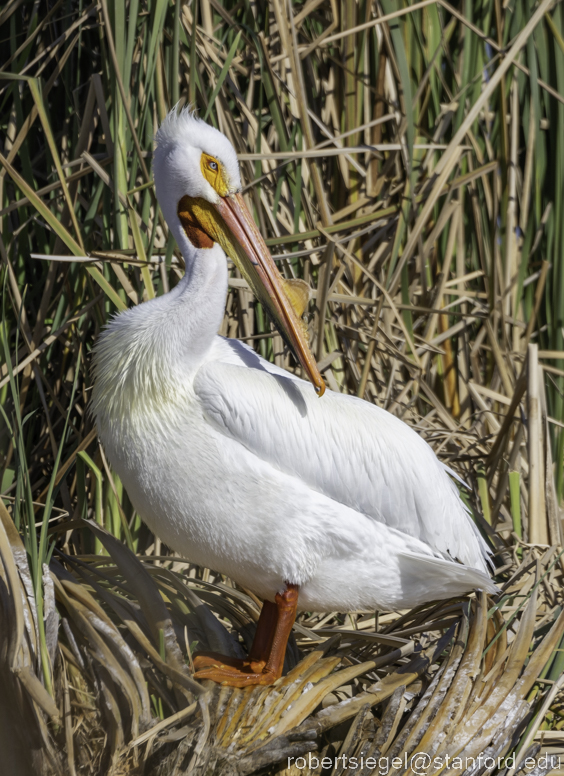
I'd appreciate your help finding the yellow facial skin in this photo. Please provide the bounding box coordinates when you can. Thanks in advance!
[177,196,217,250]
[200,152,230,197]
[177,153,231,249]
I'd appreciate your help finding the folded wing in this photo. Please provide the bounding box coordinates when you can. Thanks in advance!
[195,351,490,575]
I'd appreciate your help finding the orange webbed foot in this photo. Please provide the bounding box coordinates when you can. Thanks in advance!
[191,583,299,688]
[193,652,274,687]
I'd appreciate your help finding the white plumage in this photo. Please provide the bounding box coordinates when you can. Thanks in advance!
[92,109,497,623]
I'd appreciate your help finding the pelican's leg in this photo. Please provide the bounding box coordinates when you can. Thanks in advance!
[247,598,278,667]
[260,583,299,678]
[192,583,299,687]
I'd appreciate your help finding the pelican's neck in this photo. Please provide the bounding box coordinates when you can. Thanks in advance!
[170,239,229,366]
[92,238,228,428]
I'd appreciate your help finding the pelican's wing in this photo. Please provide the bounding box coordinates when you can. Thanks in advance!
[195,346,490,573]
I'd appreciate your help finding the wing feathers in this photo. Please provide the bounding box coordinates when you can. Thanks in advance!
[195,355,491,575]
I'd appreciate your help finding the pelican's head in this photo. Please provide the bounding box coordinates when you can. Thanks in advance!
[153,108,325,396]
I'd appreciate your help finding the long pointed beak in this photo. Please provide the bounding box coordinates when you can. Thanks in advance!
[214,193,325,397]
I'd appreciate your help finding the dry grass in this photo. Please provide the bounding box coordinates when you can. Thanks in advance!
[2,0,564,774]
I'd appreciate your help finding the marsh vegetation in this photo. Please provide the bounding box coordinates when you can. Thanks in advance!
[1,0,564,773]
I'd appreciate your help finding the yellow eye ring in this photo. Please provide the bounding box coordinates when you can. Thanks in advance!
[201,152,229,195]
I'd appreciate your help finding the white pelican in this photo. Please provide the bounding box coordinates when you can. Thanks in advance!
[92,109,497,687]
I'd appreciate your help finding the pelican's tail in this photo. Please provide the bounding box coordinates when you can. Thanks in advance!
[397,551,499,607]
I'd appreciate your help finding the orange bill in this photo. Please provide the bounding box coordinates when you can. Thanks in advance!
[213,193,325,396]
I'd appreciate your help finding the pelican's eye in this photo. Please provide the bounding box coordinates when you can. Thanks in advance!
[201,152,229,196]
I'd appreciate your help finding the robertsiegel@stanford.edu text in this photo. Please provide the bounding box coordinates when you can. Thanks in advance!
[287,752,561,773]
